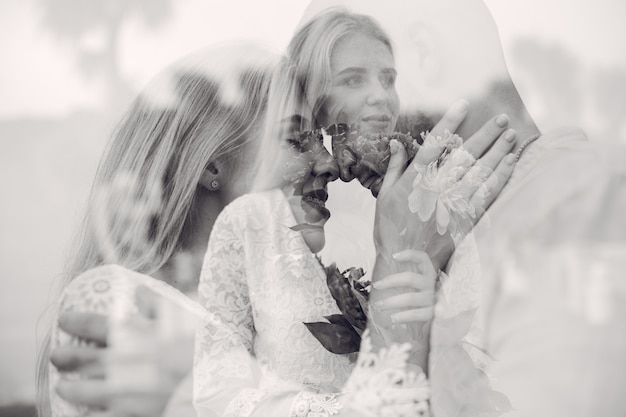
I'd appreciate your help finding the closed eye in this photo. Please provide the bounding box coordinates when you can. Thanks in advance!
[345,74,365,88]
[380,70,397,89]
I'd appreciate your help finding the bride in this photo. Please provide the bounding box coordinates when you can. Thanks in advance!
[193,8,517,417]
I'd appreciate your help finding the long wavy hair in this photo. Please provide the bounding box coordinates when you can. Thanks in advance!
[253,8,393,191]
[36,43,275,417]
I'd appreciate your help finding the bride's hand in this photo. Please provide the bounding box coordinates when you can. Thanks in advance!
[371,250,437,324]
[376,99,518,270]
[380,99,517,210]
[52,286,191,417]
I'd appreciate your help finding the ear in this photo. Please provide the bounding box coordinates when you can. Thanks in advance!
[199,162,220,191]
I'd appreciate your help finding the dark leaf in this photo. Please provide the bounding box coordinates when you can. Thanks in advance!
[289,224,324,232]
[326,267,368,331]
[303,321,361,354]
[324,314,352,328]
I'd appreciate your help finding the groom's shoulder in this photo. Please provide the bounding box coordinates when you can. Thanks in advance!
[538,127,626,174]
[508,128,625,196]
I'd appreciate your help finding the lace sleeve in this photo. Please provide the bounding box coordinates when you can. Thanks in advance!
[194,203,262,417]
[48,265,140,417]
[193,200,343,417]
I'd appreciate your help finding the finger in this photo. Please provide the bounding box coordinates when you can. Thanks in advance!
[463,113,511,159]
[429,99,469,138]
[87,391,171,417]
[473,153,516,211]
[378,139,408,198]
[50,346,106,377]
[391,306,435,323]
[56,379,111,408]
[474,128,517,171]
[458,160,493,199]
[59,312,108,346]
[409,99,469,168]
[374,291,435,310]
[391,250,436,276]
[372,272,433,291]
[391,249,430,263]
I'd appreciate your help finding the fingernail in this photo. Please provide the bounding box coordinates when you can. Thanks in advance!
[505,153,516,164]
[389,139,399,155]
[495,114,509,128]
[455,99,469,113]
[503,129,516,142]
[372,281,381,289]
[391,252,401,260]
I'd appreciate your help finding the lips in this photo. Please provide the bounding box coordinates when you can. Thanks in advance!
[361,115,392,134]
[301,188,330,223]
[362,114,391,123]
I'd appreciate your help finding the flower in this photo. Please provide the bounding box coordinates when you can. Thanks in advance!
[408,131,491,240]
[329,123,420,178]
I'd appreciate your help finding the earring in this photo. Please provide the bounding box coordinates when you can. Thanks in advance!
[208,180,220,191]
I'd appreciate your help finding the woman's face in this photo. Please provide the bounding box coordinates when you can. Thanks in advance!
[321,33,399,133]
[320,33,400,196]
[278,116,339,253]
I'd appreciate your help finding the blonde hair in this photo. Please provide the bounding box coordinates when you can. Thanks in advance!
[36,43,275,417]
[254,8,393,191]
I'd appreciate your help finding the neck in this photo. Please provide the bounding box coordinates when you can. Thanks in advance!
[456,80,541,154]
[185,189,225,257]
[155,189,224,292]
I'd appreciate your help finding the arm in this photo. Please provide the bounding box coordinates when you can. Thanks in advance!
[49,269,195,417]
[370,101,517,371]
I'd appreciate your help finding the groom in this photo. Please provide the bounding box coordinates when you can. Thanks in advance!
[304,0,626,415]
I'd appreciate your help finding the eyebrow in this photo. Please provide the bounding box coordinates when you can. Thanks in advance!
[381,68,398,77]
[335,67,397,77]
[335,67,367,76]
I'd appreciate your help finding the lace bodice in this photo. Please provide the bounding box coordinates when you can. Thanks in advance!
[194,190,353,417]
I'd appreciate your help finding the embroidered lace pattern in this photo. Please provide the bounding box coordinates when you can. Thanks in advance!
[194,190,353,417]
[343,332,431,417]
[291,391,342,417]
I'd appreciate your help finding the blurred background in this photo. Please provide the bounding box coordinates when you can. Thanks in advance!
[0,0,624,414]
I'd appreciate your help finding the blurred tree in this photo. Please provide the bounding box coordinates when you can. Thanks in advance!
[37,0,174,109]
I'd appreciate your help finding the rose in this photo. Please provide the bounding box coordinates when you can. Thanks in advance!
[328,123,421,182]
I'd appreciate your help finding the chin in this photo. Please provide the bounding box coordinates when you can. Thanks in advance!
[305,230,326,254]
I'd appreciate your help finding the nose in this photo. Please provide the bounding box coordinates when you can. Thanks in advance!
[366,79,390,106]
[312,148,339,182]
[332,145,357,182]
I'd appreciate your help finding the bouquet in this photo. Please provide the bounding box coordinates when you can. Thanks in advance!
[327,123,421,180]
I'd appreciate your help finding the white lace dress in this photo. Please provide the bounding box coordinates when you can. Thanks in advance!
[194,189,354,417]
[48,264,203,417]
